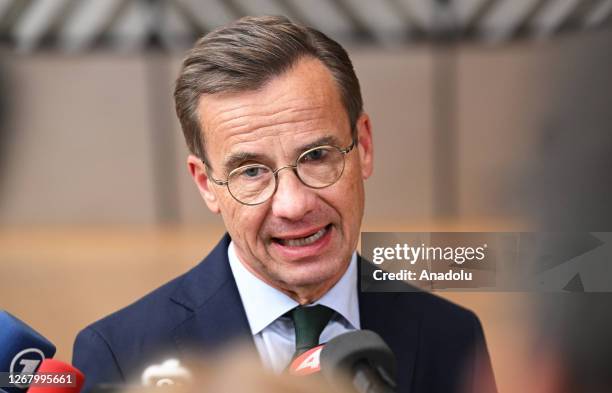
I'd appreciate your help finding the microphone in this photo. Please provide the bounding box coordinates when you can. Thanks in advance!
[289,330,397,393]
[26,359,85,393]
[140,359,191,387]
[288,345,325,376]
[0,310,56,393]
[88,358,192,393]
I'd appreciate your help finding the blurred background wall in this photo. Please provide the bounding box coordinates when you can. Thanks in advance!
[1,1,611,392]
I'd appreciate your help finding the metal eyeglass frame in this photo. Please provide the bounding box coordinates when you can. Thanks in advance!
[206,137,357,206]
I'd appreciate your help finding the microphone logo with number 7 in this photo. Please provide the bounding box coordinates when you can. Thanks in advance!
[10,348,45,388]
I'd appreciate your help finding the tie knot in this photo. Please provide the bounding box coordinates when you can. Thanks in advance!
[291,305,334,357]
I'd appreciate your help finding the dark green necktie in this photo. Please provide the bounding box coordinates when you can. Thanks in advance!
[291,305,335,358]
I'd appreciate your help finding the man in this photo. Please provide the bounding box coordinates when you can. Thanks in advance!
[73,16,496,393]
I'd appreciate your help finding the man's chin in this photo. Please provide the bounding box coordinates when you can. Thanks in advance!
[272,261,347,294]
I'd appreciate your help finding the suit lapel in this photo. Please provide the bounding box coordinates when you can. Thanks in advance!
[169,234,254,355]
[358,256,421,393]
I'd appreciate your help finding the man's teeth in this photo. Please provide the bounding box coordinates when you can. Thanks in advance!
[280,227,327,247]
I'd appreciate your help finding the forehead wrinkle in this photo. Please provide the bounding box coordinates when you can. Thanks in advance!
[224,116,324,143]
[222,117,325,157]
[204,84,325,118]
[202,83,329,127]
[212,101,325,137]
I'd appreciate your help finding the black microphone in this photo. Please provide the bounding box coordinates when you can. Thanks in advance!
[0,310,57,393]
[287,330,396,393]
[320,330,397,393]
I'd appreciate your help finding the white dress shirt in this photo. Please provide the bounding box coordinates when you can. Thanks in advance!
[227,241,360,373]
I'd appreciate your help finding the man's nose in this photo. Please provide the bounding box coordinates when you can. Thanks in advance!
[270,167,316,220]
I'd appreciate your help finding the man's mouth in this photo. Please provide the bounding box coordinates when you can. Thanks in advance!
[273,224,331,247]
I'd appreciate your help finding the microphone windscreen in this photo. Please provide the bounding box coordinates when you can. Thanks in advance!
[27,359,85,393]
[320,330,396,382]
[0,310,56,393]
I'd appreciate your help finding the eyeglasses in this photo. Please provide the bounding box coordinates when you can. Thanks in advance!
[207,138,356,206]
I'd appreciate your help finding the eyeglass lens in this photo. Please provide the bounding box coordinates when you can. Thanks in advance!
[227,146,346,205]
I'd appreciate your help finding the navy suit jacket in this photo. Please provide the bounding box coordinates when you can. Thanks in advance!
[73,234,496,393]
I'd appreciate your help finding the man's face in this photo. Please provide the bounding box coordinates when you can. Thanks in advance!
[188,57,373,302]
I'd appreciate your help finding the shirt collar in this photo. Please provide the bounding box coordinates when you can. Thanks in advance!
[316,252,360,330]
[227,241,360,335]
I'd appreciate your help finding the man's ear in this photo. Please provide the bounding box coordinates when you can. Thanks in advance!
[355,112,373,179]
[187,154,221,214]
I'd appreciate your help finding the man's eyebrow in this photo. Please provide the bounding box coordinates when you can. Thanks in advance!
[223,151,266,172]
[296,135,339,154]
[222,135,342,172]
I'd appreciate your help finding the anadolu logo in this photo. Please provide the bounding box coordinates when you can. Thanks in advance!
[10,348,45,388]
[288,345,323,376]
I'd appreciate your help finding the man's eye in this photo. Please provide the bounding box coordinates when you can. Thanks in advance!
[245,167,260,177]
[303,148,328,161]
[239,166,268,178]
